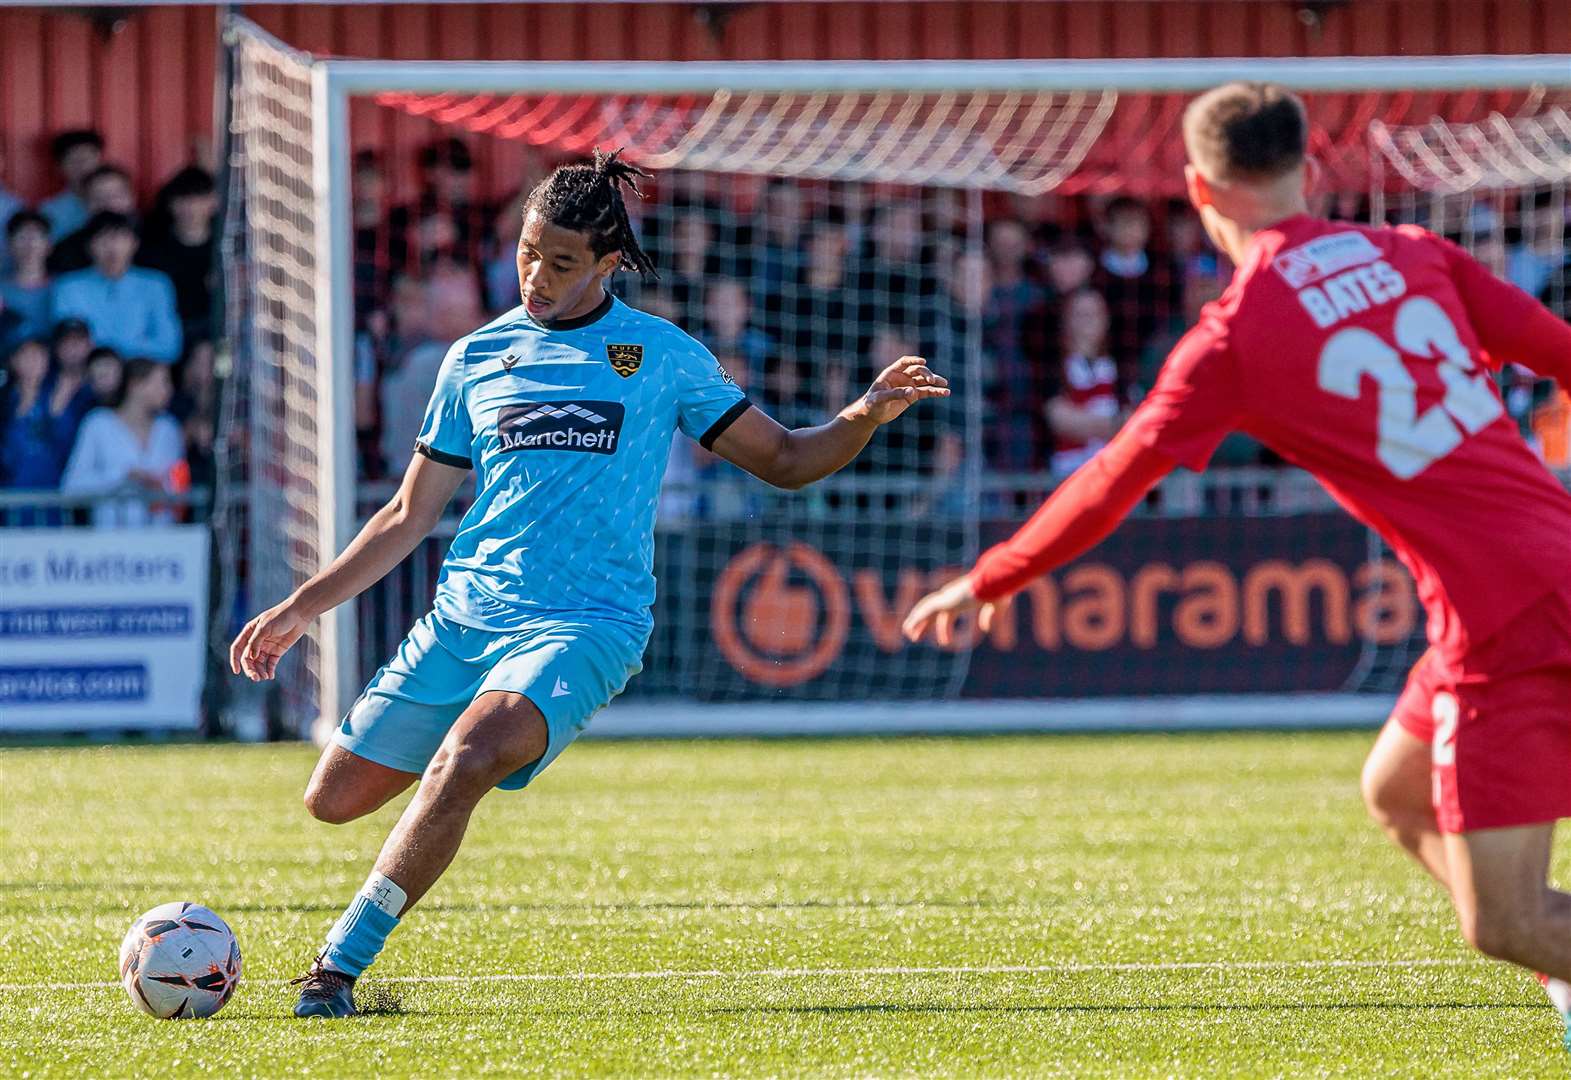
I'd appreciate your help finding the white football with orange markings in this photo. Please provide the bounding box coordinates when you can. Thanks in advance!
[119,901,242,1019]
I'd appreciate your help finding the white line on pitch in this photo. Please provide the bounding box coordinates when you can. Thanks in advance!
[0,956,1485,993]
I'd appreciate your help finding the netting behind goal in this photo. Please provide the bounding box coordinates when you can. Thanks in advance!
[217,19,1571,735]
[217,28,326,731]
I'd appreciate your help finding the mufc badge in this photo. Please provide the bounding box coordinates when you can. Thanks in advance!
[607,343,644,378]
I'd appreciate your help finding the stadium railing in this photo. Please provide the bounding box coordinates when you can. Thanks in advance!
[0,488,213,524]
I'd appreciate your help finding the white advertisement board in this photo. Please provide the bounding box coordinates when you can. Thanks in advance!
[0,526,210,732]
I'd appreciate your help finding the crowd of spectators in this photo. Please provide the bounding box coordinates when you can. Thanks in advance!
[0,129,218,520]
[339,140,1568,517]
[6,129,1566,524]
[344,139,1218,494]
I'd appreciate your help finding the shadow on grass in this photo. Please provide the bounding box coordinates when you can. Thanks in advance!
[241,1000,1544,1022]
[701,1001,1548,1016]
[213,898,995,916]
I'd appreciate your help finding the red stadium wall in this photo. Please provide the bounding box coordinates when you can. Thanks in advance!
[1,0,1564,203]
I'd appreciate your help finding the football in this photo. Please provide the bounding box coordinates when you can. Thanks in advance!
[118,902,242,1019]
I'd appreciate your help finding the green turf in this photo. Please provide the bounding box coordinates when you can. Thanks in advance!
[1,733,1566,1077]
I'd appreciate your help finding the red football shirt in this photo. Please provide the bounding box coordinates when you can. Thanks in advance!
[974,215,1571,665]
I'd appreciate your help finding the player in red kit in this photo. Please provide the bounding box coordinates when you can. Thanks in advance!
[904,82,1571,1045]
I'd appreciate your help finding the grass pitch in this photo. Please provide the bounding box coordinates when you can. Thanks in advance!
[1,732,1567,1078]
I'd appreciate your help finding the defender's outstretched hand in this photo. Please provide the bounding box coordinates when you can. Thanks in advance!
[849,355,950,425]
[902,574,1012,647]
[229,601,311,682]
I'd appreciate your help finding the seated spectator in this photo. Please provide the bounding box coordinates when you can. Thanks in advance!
[1094,197,1182,383]
[377,260,481,474]
[47,164,139,275]
[137,166,217,344]
[355,275,424,477]
[53,316,93,377]
[986,218,1045,288]
[1045,238,1094,297]
[1471,232,1509,281]
[665,212,716,330]
[53,212,182,363]
[39,130,105,240]
[1007,190,1067,249]
[1509,193,1560,301]
[1044,288,1122,477]
[0,339,78,489]
[760,347,816,431]
[857,325,963,500]
[986,218,1049,323]
[938,246,991,355]
[86,346,124,407]
[0,144,22,275]
[781,217,855,364]
[917,246,980,446]
[857,200,933,327]
[0,293,20,353]
[171,339,217,492]
[1166,199,1222,283]
[47,320,96,433]
[1032,237,1098,364]
[61,358,186,527]
[699,278,771,390]
[426,257,484,341]
[387,137,490,275]
[352,148,392,319]
[483,191,526,314]
[2,211,54,350]
[742,178,806,316]
[983,219,1051,471]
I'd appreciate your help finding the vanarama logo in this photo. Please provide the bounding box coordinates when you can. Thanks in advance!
[710,539,1419,688]
[497,400,625,455]
[710,542,850,686]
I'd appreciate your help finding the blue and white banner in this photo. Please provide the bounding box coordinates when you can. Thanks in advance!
[0,526,209,732]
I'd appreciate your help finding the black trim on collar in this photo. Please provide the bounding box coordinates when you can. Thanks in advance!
[538,292,615,332]
[699,399,755,451]
[414,440,473,470]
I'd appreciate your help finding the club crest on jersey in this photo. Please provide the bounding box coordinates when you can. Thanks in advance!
[608,343,644,378]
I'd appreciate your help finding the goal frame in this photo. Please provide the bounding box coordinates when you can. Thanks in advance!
[235,17,1571,728]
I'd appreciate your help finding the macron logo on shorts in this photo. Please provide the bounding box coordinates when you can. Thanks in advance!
[497,400,625,456]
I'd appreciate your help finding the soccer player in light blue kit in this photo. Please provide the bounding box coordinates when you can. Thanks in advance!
[229,151,949,1017]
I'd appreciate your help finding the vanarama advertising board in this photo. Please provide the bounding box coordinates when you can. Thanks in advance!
[0,526,210,732]
[686,513,1416,700]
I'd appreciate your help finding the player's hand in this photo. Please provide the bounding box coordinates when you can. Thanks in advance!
[229,601,311,682]
[846,355,950,426]
[902,574,1011,647]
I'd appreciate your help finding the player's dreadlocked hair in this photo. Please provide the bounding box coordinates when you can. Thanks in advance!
[524,148,659,282]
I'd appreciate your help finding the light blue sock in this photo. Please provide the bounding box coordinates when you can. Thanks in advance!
[320,872,406,977]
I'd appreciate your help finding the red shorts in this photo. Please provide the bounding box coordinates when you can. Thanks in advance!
[1393,589,1571,833]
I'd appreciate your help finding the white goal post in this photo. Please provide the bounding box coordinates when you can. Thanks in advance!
[219,15,1571,737]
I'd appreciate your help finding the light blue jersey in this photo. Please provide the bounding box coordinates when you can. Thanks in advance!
[414,293,749,636]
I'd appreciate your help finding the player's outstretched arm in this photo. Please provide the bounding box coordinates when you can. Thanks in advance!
[229,453,468,681]
[903,427,1174,646]
[710,354,949,490]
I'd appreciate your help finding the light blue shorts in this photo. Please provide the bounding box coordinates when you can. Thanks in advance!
[333,612,646,789]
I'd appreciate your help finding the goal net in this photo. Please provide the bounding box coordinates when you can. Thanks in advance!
[217,16,1571,736]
